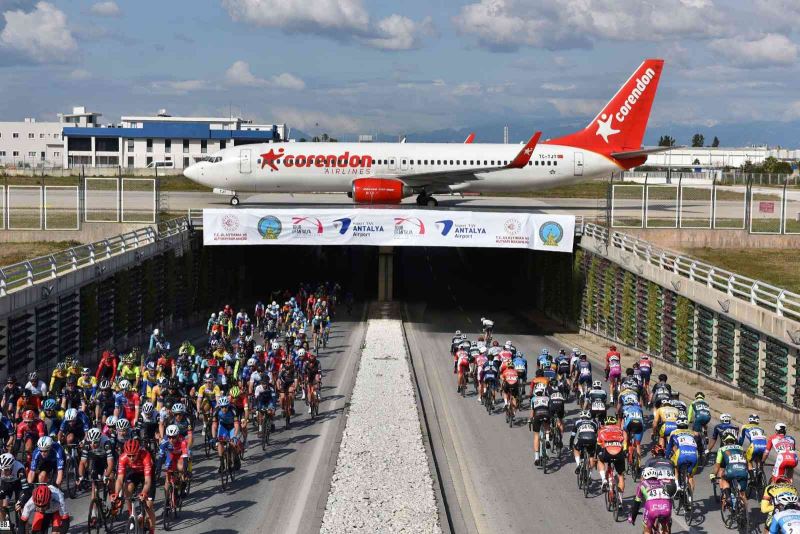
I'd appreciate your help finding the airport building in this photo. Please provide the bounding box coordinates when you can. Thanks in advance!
[643,146,800,169]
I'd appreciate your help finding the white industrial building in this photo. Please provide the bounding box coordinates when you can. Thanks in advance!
[644,146,800,169]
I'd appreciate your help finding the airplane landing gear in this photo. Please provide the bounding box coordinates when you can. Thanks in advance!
[230,196,240,206]
[416,193,438,207]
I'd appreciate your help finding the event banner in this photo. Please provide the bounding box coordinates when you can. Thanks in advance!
[203,208,575,253]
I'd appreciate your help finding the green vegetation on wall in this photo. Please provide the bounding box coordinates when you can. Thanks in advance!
[572,249,585,324]
[602,263,615,335]
[621,271,636,345]
[647,282,662,354]
[586,256,598,328]
[676,296,694,367]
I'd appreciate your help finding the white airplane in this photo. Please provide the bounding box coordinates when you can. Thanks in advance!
[184,59,667,206]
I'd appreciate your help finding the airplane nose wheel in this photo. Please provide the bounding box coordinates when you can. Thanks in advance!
[416,193,438,207]
[230,196,240,206]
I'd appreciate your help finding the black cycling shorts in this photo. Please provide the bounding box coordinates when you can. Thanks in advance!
[574,438,597,456]
[549,402,565,420]
[598,449,626,474]
[502,382,519,396]
[530,413,550,433]
[124,471,144,487]
[0,478,21,501]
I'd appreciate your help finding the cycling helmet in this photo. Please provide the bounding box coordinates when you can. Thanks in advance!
[123,439,141,456]
[609,355,620,362]
[592,380,602,389]
[776,422,788,434]
[118,379,131,391]
[479,346,487,354]
[171,403,186,414]
[694,392,705,400]
[81,367,91,375]
[166,425,180,437]
[748,414,760,424]
[32,485,51,508]
[297,349,306,358]
[56,362,66,371]
[28,372,38,381]
[157,377,168,387]
[722,433,737,444]
[22,410,35,423]
[64,408,77,422]
[455,330,461,336]
[579,353,587,359]
[43,399,57,411]
[99,380,111,390]
[720,413,732,424]
[610,345,617,351]
[271,342,280,350]
[105,415,118,428]
[0,453,14,470]
[229,386,240,398]
[66,376,77,385]
[641,354,650,360]
[776,493,799,507]
[533,383,546,396]
[661,399,672,407]
[218,396,230,407]
[37,436,53,451]
[641,467,658,480]
[153,328,160,336]
[651,444,665,457]
[579,410,592,419]
[141,402,154,415]
[623,396,636,406]
[145,361,156,371]
[676,416,689,429]
[204,374,214,383]
[87,428,102,443]
[605,416,618,425]
[116,418,131,431]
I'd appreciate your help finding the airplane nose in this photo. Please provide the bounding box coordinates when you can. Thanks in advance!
[184,163,199,181]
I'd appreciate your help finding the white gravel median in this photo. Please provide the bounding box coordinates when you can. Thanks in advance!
[320,319,443,534]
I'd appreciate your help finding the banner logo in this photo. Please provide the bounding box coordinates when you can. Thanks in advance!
[257,216,282,240]
[539,221,564,246]
[292,216,323,235]
[334,217,352,235]
[222,214,240,232]
[394,217,425,237]
[437,219,486,239]
[436,220,454,236]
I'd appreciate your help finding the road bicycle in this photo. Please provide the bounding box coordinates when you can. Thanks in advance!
[576,447,591,498]
[719,476,749,533]
[162,470,186,531]
[674,464,695,525]
[258,408,273,451]
[604,461,624,522]
[86,473,115,534]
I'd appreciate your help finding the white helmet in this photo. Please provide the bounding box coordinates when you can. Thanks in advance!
[87,428,102,443]
[37,436,53,451]
[141,402,155,415]
[218,396,230,407]
[534,383,546,395]
[776,422,788,434]
[118,379,131,391]
[116,418,131,431]
[0,453,15,470]
[211,313,216,319]
[777,493,799,506]
[105,415,118,428]
[153,328,160,336]
[166,425,180,437]
[254,345,263,352]
[641,467,658,480]
[64,408,77,422]
[247,357,257,366]
[271,342,280,350]
[592,380,602,389]
[720,413,732,424]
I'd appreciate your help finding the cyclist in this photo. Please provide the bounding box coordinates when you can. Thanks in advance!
[277,358,297,420]
[652,399,680,448]
[644,444,678,497]
[450,330,462,355]
[95,349,119,382]
[1,377,22,416]
[608,354,622,400]
[555,350,571,392]
[160,425,188,497]
[741,413,769,479]
[573,353,592,402]
[117,354,141,389]
[670,392,688,419]
[770,493,800,533]
[512,351,528,399]
[77,428,114,496]
[763,476,798,534]
[570,409,598,475]
[253,374,277,433]
[548,379,566,448]
[57,407,90,447]
[706,413,740,457]
[474,347,489,404]
[0,452,27,523]
[650,374,672,409]
[638,354,653,403]
[455,345,470,392]
[530,383,551,466]
[304,352,322,414]
[229,386,249,446]
[114,380,141,426]
[482,354,499,407]
[666,416,698,495]
[597,415,626,494]
[25,372,48,398]
[15,410,46,459]
[212,396,241,471]
[621,396,645,467]
[28,436,65,486]
[712,433,749,512]
[627,467,672,533]
[196,375,221,434]
[19,484,70,534]
[587,381,608,424]
[499,357,520,413]
[113,438,155,534]
[688,392,712,447]
[93,380,116,424]
[76,368,96,406]
[49,363,69,397]
[605,345,620,381]
[137,402,161,450]
[764,423,798,483]
[15,389,42,422]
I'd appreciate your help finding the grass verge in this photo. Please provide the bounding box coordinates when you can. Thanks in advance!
[684,247,800,294]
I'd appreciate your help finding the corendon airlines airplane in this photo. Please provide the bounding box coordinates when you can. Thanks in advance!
[184,59,667,206]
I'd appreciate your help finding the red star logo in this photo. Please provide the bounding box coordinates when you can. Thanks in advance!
[260,147,286,171]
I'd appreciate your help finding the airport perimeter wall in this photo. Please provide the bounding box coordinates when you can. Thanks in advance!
[576,223,800,420]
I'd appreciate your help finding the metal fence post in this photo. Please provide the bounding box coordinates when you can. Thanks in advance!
[782,176,788,235]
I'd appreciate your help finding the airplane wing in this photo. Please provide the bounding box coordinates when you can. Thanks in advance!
[610,146,680,160]
[396,132,541,187]
[464,133,475,144]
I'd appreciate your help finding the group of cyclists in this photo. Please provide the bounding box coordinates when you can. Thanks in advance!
[0,281,339,533]
[450,321,800,534]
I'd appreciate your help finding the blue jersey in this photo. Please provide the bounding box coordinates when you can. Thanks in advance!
[712,422,739,442]
[575,360,592,378]
[739,424,768,451]
[622,404,644,427]
[770,509,800,533]
[482,361,498,382]
[512,357,527,375]
[214,407,238,430]
[619,391,639,406]
[58,412,91,435]
[30,442,65,472]
[0,416,13,439]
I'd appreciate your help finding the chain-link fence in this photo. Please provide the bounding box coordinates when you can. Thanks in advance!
[610,173,800,234]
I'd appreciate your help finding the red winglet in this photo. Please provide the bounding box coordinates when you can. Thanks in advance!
[507,132,541,169]
[464,132,475,144]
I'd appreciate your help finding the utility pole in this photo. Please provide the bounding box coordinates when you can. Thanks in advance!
[503,125,509,144]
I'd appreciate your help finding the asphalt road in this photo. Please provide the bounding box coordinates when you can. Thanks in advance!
[62,304,366,534]
[401,248,768,534]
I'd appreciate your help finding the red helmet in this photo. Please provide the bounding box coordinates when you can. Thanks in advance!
[610,345,617,351]
[123,438,141,456]
[22,410,35,423]
[32,485,51,507]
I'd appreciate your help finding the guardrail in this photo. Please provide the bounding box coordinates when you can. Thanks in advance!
[0,216,191,297]
[583,222,800,322]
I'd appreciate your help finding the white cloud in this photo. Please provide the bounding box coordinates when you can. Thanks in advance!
[452,82,482,96]
[272,107,365,134]
[541,82,575,92]
[453,0,726,51]
[222,0,433,50]
[548,98,605,116]
[0,2,77,62]
[224,60,306,90]
[709,33,798,67]
[89,1,120,17]
[148,79,208,95]
[68,68,91,80]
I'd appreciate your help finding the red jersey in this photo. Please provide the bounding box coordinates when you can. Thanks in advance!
[766,434,796,454]
[16,420,45,439]
[156,356,173,374]
[16,397,41,413]
[117,450,154,478]
[501,367,519,385]
[606,350,620,366]
[96,352,119,381]
[456,350,470,369]
[231,394,248,412]
[597,425,625,455]
[120,393,141,422]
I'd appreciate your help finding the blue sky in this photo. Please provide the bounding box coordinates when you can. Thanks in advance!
[1,0,799,145]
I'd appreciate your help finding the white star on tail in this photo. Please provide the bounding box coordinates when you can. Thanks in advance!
[524,147,533,155]
[595,113,620,143]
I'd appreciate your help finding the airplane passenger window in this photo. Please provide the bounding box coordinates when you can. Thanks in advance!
[554,161,557,166]
[547,161,551,165]
[437,160,441,164]
[470,160,474,165]
[528,162,532,166]
[449,160,453,165]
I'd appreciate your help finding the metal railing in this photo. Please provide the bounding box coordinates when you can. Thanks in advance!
[0,216,190,296]
[583,222,800,322]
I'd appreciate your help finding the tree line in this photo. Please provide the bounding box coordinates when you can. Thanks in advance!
[657,134,719,147]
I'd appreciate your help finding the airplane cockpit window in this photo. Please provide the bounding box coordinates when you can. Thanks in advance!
[197,155,223,163]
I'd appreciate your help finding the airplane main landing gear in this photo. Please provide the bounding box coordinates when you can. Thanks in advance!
[416,193,438,207]
[230,196,240,206]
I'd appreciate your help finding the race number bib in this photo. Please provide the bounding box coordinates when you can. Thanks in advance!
[592,400,606,411]
[677,435,696,447]
[533,398,549,409]
[580,368,591,376]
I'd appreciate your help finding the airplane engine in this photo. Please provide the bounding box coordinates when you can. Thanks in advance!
[351,178,412,204]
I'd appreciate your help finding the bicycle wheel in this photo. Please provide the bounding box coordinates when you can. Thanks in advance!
[65,456,76,499]
[576,460,584,490]
[88,498,102,534]
[219,454,228,490]
[605,476,613,512]
[615,488,624,522]
[162,486,172,531]
[737,495,749,534]
[683,478,694,524]
[583,463,591,498]
[228,446,237,483]
[720,496,733,528]
[541,434,549,474]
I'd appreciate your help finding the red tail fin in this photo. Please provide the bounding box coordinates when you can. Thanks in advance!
[547,59,664,154]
